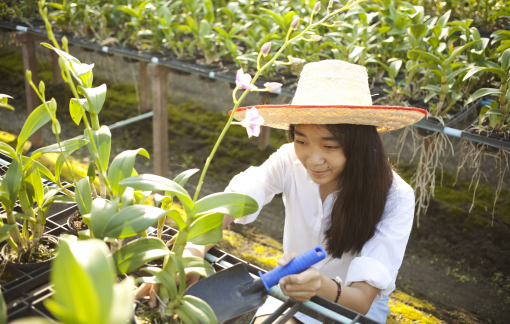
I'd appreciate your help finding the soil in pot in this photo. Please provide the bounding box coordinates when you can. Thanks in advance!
[2,235,58,264]
[67,210,88,232]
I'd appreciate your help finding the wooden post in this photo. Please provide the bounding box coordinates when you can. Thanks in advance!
[17,32,45,149]
[139,61,151,112]
[258,93,277,151]
[51,50,63,85]
[147,63,171,177]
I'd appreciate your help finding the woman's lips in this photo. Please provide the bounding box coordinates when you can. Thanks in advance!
[310,169,328,177]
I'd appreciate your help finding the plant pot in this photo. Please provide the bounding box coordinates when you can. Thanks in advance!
[66,209,88,235]
[1,235,59,272]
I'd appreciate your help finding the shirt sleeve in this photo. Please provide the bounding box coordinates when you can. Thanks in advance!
[344,175,415,300]
[225,143,293,224]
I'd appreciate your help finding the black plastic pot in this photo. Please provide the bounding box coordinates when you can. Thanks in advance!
[1,235,59,272]
[65,209,88,236]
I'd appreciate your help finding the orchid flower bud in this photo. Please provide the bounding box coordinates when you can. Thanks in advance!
[313,1,321,13]
[264,82,282,93]
[328,0,334,8]
[62,36,69,51]
[26,70,32,82]
[287,55,306,65]
[39,81,45,94]
[261,42,272,56]
[334,21,343,26]
[291,17,300,30]
[311,35,323,42]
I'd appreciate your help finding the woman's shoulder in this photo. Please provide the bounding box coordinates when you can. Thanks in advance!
[385,171,415,206]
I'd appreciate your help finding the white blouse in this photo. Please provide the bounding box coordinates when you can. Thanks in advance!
[226,143,415,302]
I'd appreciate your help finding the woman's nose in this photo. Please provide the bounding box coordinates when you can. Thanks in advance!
[308,149,325,165]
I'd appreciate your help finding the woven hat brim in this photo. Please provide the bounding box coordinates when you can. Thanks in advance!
[231,105,428,132]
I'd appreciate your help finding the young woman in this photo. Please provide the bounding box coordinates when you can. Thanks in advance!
[143,60,427,323]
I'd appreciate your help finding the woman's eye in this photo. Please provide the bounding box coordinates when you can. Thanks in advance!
[296,140,306,145]
[325,146,340,149]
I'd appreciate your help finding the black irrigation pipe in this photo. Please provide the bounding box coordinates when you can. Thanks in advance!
[2,21,510,152]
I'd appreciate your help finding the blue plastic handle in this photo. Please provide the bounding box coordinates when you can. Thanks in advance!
[258,246,327,293]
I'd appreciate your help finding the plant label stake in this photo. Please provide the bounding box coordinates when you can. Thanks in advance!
[184,246,326,322]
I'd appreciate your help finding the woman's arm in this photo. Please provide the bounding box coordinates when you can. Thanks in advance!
[278,253,378,315]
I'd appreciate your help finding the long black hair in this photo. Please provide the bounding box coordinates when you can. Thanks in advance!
[289,124,394,259]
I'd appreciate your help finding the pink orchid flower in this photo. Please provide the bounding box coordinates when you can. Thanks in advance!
[240,107,264,138]
[264,82,282,93]
[236,69,258,90]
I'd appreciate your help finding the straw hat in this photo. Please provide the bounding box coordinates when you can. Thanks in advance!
[231,60,427,132]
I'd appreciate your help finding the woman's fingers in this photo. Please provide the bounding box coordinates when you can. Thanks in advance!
[149,284,160,308]
[277,252,299,266]
[134,283,152,299]
[279,269,321,302]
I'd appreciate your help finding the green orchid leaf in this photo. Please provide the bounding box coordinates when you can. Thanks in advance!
[194,192,258,218]
[41,42,81,64]
[78,84,107,115]
[89,197,120,239]
[182,256,215,277]
[100,205,169,239]
[408,50,443,66]
[0,101,14,110]
[463,67,505,81]
[108,148,149,197]
[141,267,177,300]
[489,113,499,128]
[175,304,200,324]
[113,237,169,274]
[188,213,223,245]
[44,238,116,324]
[0,159,22,212]
[25,163,44,208]
[437,10,451,27]
[69,98,84,125]
[501,48,510,71]
[421,85,441,93]
[30,138,88,161]
[444,40,481,67]
[487,109,502,115]
[167,209,187,230]
[169,252,186,295]
[108,276,135,324]
[119,174,194,214]
[75,177,93,216]
[464,88,502,107]
[85,126,112,175]
[181,296,218,324]
[0,224,15,243]
[16,102,52,155]
[410,24,427,39]
[173,168,200,188]
[424,91,437,103]
[388,60,403,79]
[34,160,57,183]
[0,142,18,162]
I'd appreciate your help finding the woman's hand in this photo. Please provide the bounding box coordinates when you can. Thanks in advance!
[277,252,322,302]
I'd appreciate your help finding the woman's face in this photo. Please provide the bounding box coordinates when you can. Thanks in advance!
[293,125,346,191]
